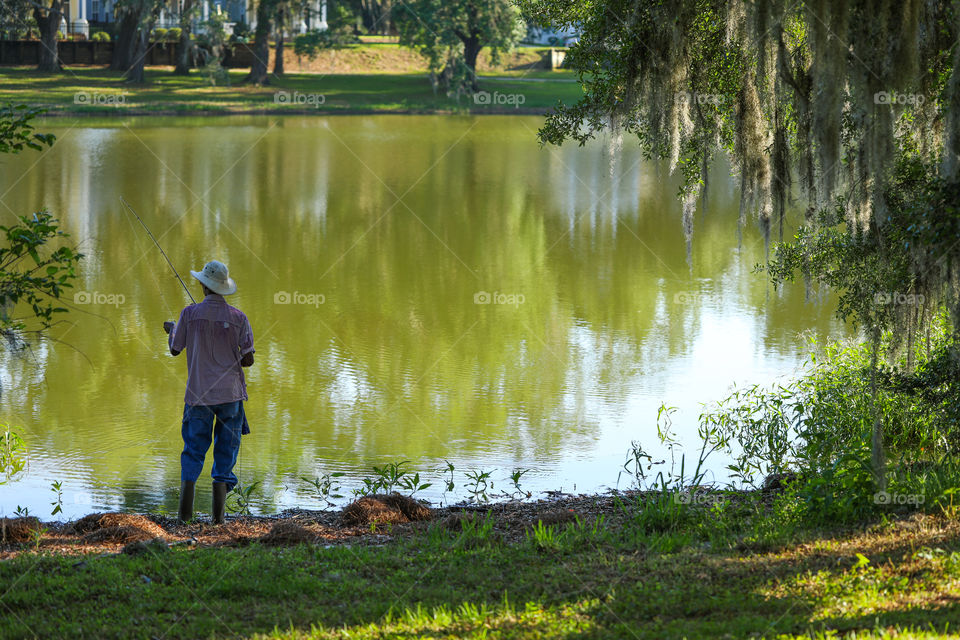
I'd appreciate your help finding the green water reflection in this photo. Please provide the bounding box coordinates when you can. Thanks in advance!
[0,115,843,516]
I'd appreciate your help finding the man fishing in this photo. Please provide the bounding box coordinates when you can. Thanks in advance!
[163,260,255,524]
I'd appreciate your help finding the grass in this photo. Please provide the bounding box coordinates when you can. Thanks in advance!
[2,497,958,639]
[0,66,583,115]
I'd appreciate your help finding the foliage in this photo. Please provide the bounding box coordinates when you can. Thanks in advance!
[0,104,55,154]
[519,0,956,236]
[687,329,960,523]
[11,510,960,638]
[0,426,27,484]
[152,27,167,41]
[506,468,530,499]
[226,480,260,515]
[463,468,493,503]
[0,1,32,40]
[301,471,345,508]
[30,524,46,551]
[396,0,525,95]
[452,512,498,549]
[292,5,359,60]
[90,31,110,42]
[517,0,957,494]
[49,480,63,516]
[228,20,249,44]
[195,12,230,85]
[352,461,431,497]
[0,210,83,341]
[764,156,960,350]
[619,403,728,491]
[441,460,455,493]
[165,27,180,42]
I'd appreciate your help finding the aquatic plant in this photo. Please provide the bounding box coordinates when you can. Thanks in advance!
[0,426,26,483]
[464,469,494,503]
[301,472,345,509]
[49,480,62,516]
[227,481,260,516]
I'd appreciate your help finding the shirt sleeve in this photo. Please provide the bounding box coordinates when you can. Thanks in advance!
[239,314,255,356]
[169,307,188,353]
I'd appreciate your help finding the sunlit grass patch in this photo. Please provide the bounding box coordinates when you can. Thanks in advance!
[1,511,959,638]
[0,67,583,115]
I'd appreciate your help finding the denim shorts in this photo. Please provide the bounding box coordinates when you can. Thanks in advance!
[180,401,243,489]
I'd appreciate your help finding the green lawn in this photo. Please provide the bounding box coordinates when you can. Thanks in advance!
[2,508,958,639]
[0,67,582,115]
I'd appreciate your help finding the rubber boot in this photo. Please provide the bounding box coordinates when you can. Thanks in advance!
[178,481,195,523]
[212,482,228,524]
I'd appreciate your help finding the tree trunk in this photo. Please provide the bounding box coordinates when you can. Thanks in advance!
[273,14,284,76]
[125,29,149,82]
[125,5,160,83]
[246,0,272,84]
[360,0,391,35]
[33,1,63,72]
[173,0,195,75]
[111,7,141,71]
[462,36,481,92]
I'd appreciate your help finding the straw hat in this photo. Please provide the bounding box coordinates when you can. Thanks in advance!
[190,260,237,296]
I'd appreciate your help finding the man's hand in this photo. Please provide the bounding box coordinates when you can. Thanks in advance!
[240,352,254,367]
[163,321,175,335]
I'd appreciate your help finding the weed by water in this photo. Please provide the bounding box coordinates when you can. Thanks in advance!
[0,425,27,483]
[507,468,531,500]
[227,481,261,515]
[464,469,493,503]
[399,471,431,496]
[441,460,456,493]
[49,480,63,517]
[353,461,433,498]
[371,461,409,493]
[301,472,345,508]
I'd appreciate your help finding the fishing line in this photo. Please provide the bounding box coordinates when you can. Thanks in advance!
[119,203,176,319]
[119,197,196,304]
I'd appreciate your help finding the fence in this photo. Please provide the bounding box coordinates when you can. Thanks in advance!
[0,40,258,68]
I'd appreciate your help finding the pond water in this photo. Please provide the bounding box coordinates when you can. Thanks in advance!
[0,115,843,518]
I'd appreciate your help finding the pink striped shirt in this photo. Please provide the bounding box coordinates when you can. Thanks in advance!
[169,294,255,406]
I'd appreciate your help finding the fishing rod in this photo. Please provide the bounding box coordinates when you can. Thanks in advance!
[120,196,196,304]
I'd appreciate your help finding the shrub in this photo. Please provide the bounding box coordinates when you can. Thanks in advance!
[91,31,110,42]
[152,27,167,42]
[229,20,250,43]
[166,27,181,42]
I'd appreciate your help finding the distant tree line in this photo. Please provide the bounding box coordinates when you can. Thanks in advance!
[0,0,537,90]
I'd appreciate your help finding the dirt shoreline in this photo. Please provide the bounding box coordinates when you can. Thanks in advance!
[0,489,756,559]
